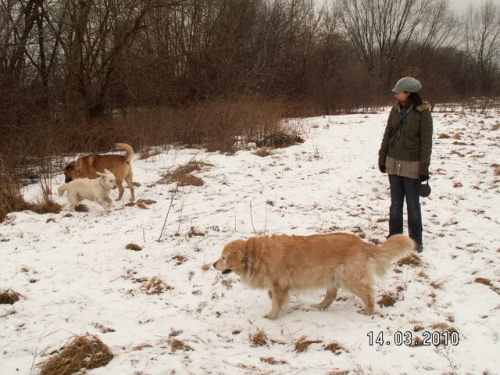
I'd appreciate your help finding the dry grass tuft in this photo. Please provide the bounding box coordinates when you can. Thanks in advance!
[294,336,322,353]
[491,163,500,176]
[0,289,22,304]
[141,276,172,295]
[254,147,273,157]
[187,227,205,237]
[159,159,212,187]
[201,263,211,271]
[0,169,60,220]
[397,253,422,267]
[474,277,492,286]
[170,339,194,352]
[126,243,143,251]
[377,292,397,307]
[431,322,458,334]
[137,199,156,206]
[250,329,268,347]
[430,278,446,289]
[37,334,113,375]
[324,341,345,355]
[255,131,305,148]
[74,204,89,212]
[260,357,288,365]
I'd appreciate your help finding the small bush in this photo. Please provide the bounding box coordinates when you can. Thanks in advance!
[0,162,29,222]
[0,160,62,221]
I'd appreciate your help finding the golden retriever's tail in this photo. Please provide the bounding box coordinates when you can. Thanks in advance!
[58,184,68,197]
[114,143,134,162]
[371,234,415,277]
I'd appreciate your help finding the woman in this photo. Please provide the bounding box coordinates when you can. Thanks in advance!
[378,77,433,252]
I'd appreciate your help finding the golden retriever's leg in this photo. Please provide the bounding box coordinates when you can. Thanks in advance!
[115,180,125,201]
[125,172,135,201]
[312,287,338,310]
[265,284,289,320]
[348,282,375,315]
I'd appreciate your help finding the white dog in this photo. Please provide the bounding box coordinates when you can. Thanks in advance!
[58,169,117,212]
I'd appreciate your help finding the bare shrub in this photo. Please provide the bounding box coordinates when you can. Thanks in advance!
[0,161,28,222]
[0,160,61,221]
[114,96,285,152]
[37,334,113,375]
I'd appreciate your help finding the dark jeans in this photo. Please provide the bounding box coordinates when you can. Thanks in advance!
[388,174,423,246]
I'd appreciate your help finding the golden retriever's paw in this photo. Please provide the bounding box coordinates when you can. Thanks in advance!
[358,309,374,316]
[264,312,278,320]
[311,303,328,310]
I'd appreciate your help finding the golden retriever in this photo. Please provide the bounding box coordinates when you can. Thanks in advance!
[58,169,117,212]
[213,233,414,319]
[64,143,135,201]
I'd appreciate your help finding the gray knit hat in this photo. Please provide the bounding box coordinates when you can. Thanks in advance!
[392,77,422,93]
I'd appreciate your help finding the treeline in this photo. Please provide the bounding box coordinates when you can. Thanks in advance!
[1,0,499,143]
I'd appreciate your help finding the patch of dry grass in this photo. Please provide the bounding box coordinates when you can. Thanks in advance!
[159,159,212,187]
[324,341,346,355]
[170,339,194,352]
[141,276,172,295]
[37,334,113,375]
[0,289,21,304]
[260,357,288,365]
[126,243,143,251]
[397,253,422,267]
[250,329,268,347]
[254,147,273,157]
[294,336,322,353]
[377,292,398,307]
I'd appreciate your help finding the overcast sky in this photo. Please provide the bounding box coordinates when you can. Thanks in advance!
[448,0,496,14]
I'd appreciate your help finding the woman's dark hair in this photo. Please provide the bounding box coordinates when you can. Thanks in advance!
[408,92,423,106]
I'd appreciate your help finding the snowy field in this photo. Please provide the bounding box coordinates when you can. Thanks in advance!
[1,105,499,374]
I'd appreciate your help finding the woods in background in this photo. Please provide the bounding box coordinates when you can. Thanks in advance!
[1,0,499,148]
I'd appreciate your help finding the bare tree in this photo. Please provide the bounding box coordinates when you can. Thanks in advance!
[336,0,438,89]
[463,0,500,95]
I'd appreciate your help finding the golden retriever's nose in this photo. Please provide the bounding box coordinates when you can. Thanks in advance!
[212,262,217,269]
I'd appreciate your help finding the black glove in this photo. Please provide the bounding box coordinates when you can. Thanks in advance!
[379,165,387,173]
[419,175,429,182]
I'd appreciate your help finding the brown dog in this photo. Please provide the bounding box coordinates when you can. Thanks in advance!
[64,143,135,201]
[213,233,414,319]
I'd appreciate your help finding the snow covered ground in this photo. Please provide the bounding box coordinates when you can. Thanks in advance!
[1,105,499,374]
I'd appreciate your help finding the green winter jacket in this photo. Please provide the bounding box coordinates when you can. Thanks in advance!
[378,102,433,175]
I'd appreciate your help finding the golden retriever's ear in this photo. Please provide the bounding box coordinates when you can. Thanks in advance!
[224,240,246,270]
